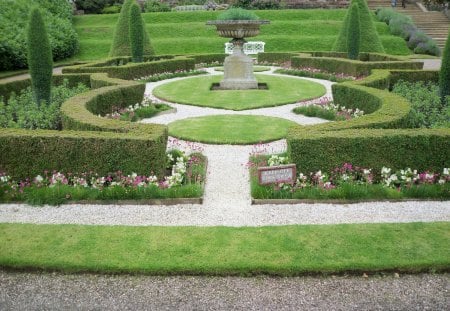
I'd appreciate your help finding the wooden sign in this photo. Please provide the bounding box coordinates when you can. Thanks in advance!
[258,164,296,185]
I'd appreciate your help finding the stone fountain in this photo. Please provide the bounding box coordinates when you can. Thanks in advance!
[207,19,269,90]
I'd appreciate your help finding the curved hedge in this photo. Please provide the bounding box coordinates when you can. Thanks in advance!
[287,68,450,174]
[0,73,167,179]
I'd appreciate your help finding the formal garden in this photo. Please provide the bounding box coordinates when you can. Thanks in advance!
[0,0,449,276]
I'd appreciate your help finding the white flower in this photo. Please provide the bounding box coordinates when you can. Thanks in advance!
[381,167,391,175]
[444,168,449,176]
[438,179,445,185]
[35,175,44,183]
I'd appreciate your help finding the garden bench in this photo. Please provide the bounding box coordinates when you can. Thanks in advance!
[225,41,266,55]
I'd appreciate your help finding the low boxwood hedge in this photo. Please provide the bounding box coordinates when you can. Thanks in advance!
[62,56,196,80]
[291,55,423,76]
[287,68,450,174]
[0,73,167,179]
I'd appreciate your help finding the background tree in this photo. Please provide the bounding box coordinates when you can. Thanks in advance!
[347,3,360,60]
[439,31,450,102]
[27,7,53,106]
[129,3,144,62]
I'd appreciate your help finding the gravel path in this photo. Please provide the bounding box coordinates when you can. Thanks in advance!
[0,67,63,83]
[1,271,448,310]
[1,69,450,226]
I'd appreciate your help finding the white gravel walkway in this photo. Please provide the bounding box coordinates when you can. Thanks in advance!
[0,68,449,226]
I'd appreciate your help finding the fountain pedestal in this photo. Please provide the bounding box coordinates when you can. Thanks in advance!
[221,39,257,89]
[207,20,269,90]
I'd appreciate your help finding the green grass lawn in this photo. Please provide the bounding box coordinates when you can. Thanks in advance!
[169,115,298,144]
[71,9,410,61]
[0,222,448,275]
[153,74,326,110]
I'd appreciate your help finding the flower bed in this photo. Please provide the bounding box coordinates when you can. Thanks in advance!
[104,96,172,122]
[250,154,450,201]
[293,97,364,121]
[136,69,207,83]
[275,68,358,82]
[0,149,206,206]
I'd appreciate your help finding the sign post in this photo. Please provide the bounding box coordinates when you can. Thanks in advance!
[257,164,296,185]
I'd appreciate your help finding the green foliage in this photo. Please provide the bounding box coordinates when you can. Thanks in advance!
[0,0,78,70]
[346,3,360,60]
[392,80,450,128]
[144,0,171,12]
[1,222,449,275]
[217,8,259,20]
[75,0,123,14]
[27,8,53,105]
[439,32,450,101]
[333,0,384,54]
[129,3,144,62]
[0,80,89,130]
[109,0,153,57]
[101,5,122,14]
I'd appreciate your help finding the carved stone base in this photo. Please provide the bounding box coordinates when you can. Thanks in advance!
[220,45,258,90]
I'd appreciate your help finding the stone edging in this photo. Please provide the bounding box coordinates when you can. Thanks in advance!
[252,198,448,205]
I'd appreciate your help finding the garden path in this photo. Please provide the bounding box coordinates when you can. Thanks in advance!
[1,68,449,226]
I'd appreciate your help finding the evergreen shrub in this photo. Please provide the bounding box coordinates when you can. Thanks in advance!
[440,32,450,101]
[27,7,53,105]
[347,3,360,60]
[129,3,144,63]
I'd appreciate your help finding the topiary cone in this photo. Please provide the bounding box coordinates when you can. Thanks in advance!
[109,0,153,57]
[129,3,144,62]
[439,32,450,102]
[27,7,53,106]
[333,0,384,54]
[347,3,360,60]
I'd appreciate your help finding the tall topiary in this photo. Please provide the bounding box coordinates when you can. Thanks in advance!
[333,0,384,54]
[439,32,450,102]
[129,3,144,62]
[27,7,53,106]
[347,3,360,60]
[109,0,153,57]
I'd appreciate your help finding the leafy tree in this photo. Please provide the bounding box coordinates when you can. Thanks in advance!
[129,3,144,62]
[333,0,384,53]
[439,31,450,102]
[27,7,53,106]
[74,0,124,14]
[347,3,360,60]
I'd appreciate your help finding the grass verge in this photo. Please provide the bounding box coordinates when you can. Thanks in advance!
[169,115,297,144]
[153,74,326,110]
[0,222,448,275]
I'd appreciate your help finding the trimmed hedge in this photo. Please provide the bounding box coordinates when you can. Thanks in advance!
[346,3,360,60]
[0,73,167,179]
[188,53,227,65]
[0,74,92,101]
[257,52,302,64]
[291,55,423,76]
[288,128,449,174]
[62,56,196,80]
[287,68,450,174]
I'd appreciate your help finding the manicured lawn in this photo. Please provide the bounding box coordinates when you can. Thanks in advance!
[169,115,297,144]
[153,74,326,110]
[71,10,410,61]
[0,222,448,275]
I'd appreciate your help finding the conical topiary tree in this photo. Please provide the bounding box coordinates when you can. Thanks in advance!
[109,0,153,57]
[347,3,360,60]
[333,0,384,54]
[129,3,144,62]
[439,32,450,102]
[27,7,53,106]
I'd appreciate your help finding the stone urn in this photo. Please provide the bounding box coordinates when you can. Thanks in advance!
[207,20,269,90]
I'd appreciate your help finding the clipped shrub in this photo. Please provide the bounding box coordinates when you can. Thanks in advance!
[144,0,171,12]
[439,31,450,102]
[217,7,259,20]
[251,0,282,10]
[27,7,53,105]
[0,0,78,70]
[129,3,144,63]
[347,3,360,60]
[109,0,153,57]
[333,0,384,54]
